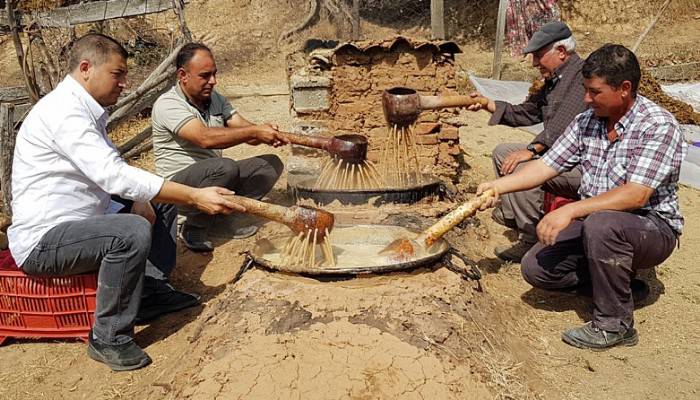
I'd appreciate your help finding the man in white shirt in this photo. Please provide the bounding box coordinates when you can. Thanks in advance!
[8,34,243,371]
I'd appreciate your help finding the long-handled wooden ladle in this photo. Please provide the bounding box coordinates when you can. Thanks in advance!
[382,87,489,127]
[378,189,496,259]
[225,195,335,240]
[280,132,368,164]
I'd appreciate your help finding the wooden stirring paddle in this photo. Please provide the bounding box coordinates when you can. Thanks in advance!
[224,195,335,241]
[378,189,496,259]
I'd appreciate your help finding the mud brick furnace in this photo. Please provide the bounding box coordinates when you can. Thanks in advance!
[286,36,465,188]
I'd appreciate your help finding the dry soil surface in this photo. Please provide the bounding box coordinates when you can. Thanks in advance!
[1,1,699,399]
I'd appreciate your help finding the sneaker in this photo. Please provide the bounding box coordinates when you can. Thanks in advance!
[231,224,259,240]
[136,283,201,324]
[87,332,152,371]
[491,207,517,229]
[494,241,534,263]
[561,321,639,350]
[179,225,213,252]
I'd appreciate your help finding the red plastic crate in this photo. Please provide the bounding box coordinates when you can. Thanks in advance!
[0,250,97,346]
[543,191,576,213]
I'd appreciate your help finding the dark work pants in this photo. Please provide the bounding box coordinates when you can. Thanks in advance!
[170,155,283,230]
[21,201,178,345]
[492,143,581,243]
[521,210,677,332]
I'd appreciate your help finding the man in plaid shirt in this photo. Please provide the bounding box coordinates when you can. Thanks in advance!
[468,21,587,263]
[477,44,687,349]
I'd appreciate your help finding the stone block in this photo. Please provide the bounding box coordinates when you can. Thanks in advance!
[291,73,331,113]
[287,154,323,176]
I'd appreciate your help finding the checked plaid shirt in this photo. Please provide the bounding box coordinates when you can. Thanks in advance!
[541,95,687,234]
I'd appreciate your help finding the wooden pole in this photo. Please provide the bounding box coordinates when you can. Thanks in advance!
[118,126,152,155]
[0,103,16,216]
[351,0,361,40]
[121,137,153,159]
[5,0,40,103]
[171,0,192,42]
[632,0,672,52]
[430,0,445,40]
[492,0,508,79]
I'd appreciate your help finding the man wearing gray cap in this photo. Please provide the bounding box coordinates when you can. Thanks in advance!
[468,21,587,263]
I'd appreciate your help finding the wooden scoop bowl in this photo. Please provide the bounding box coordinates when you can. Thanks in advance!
[225,195,335,240]
[378,189,496,259]
[382,87,489,127]
[280,132,368,164]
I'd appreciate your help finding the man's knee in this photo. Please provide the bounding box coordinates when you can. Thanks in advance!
[258,154,284,178]
[116,215,152,256]
[218,157,239,178]
[206,158,240,189]
[492,143,512,165]
[520,247,546,288]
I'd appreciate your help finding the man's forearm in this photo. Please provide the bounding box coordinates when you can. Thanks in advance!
[153,181,196,206]
[561,183,654,220]
[197,126,260,149]
[492,98,544,128]
[493,159,559,194]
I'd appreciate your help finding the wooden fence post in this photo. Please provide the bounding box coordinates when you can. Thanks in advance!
[431,0,445,40]
[491,0,508,79]
[0,103,16,216]
[351,0,361,40]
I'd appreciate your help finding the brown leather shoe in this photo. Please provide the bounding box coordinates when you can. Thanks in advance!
[494,241,534,263]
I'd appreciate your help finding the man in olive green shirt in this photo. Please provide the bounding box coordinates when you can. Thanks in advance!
[152,43,288,252]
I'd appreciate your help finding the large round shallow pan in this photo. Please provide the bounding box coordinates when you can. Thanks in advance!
[250,225,450,275]
[290,174,442,205]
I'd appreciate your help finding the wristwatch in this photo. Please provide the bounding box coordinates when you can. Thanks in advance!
[526,143,539,156]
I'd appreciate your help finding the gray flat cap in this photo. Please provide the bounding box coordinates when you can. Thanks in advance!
[522,21,572,54]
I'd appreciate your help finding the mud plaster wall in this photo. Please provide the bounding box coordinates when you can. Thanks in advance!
[300,47,465,181]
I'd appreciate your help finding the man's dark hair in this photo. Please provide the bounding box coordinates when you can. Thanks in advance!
[176,43,213,70]
[582,44,641,94]
[68,33,128,71]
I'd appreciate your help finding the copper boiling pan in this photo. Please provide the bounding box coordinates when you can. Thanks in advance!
[249,225,450,275]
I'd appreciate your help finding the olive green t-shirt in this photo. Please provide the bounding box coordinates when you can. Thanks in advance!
[152,84,236,179]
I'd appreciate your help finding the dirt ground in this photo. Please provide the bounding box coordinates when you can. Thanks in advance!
[1,1,699,399]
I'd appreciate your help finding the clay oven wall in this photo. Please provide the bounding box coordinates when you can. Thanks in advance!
[289,37,465,185]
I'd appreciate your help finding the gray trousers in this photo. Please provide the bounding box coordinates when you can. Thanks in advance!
[521,210,677,332]
[170,155,283,229]
[21,200,178,345]
[492,143,581,242]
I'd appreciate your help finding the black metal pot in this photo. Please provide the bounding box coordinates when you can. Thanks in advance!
[290,174,443,205]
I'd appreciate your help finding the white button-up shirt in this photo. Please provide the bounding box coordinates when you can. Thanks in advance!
[8,76,164,266]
